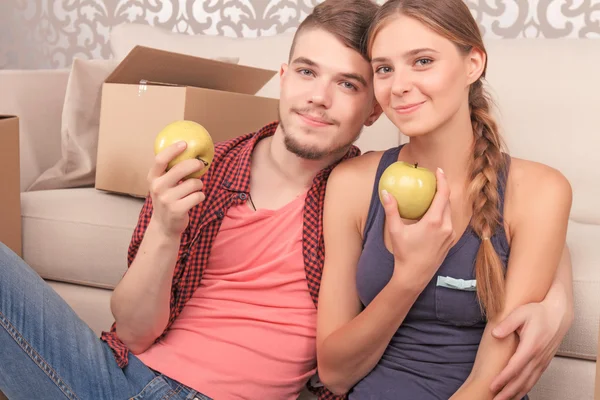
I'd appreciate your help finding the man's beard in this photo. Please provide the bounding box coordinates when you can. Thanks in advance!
[279,108,361,161]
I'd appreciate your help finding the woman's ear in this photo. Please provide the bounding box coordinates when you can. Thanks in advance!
[466,47,486,85]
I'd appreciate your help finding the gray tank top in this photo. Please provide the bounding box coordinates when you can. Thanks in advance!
[350,145,525,400]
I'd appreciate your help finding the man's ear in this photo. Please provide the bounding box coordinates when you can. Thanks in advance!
[365,101,383,127]
[279,63,288,89]
[280,63,288,78]
[466,47,486,85]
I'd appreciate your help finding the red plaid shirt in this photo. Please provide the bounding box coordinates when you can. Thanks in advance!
[101,121,360,400]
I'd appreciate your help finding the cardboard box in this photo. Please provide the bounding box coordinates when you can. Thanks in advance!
[95,45,280,198]
[0,116,22,257]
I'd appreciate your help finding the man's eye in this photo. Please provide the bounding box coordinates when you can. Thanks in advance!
[299,69,314,76]
[341,82,357,90]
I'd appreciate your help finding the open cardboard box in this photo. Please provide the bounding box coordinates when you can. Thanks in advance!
[0,116,22,257]
[95,45,280,198]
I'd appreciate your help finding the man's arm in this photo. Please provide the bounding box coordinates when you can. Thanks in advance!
[110,217,182,354]
[110,142,206,354]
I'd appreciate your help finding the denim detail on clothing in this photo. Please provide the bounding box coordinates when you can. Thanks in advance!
[0,242,211,400]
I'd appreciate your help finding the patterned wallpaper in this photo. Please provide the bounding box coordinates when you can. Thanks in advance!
[1,0,599,70]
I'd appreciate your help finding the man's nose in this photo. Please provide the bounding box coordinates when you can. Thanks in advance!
[309,82,332,108]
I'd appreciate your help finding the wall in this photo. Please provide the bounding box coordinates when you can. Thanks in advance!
[1,0,599,70]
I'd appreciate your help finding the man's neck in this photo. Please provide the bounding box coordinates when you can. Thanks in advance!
[268,126,345,186]
[247,126,346,210]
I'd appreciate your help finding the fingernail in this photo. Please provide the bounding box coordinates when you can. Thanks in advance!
[178,141,186,148]
[437,167,444,175]
[381,189,390,203]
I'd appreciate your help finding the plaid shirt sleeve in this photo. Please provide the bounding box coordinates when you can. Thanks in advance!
[127,198,153,266]
[309,384,348,400]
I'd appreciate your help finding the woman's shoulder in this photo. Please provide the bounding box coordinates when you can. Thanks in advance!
[325,148,396,222]
[329,149,389,184]
[327,149,387,197]
[505,157,572,222]
[327,149,394,200]
[508,157,571,194]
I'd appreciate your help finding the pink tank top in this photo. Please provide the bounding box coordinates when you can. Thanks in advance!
[138,192,317,399]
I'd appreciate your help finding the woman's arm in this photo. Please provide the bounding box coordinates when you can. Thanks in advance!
[317,159,455,394]
[451,160,572,400]
[544,245,574,320]
[489,245,573,400]
[316,155,417,394]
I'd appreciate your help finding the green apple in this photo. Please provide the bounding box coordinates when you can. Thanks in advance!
[154,120,215,179]
[378,161,437,220]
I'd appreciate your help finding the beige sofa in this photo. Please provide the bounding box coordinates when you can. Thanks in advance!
[0,24,598,399]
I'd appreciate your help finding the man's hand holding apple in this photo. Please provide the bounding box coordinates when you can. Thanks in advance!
[380,167,456,290]
[147,141,207,238]
[110,134,209,350]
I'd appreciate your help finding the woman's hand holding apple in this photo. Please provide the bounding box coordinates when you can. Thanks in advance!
[381,167,456,289]
[146,141,207,238]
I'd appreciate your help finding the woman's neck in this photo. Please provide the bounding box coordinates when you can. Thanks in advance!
[401,106,474,188]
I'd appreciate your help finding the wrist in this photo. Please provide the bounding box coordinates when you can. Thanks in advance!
[390,264,428,297]
[146,218,183,248]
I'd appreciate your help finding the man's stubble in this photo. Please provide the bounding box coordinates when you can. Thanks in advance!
[278,107,362,161]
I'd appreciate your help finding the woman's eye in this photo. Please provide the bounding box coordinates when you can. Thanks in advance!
[375,66,392,74]
[415,58,433,67]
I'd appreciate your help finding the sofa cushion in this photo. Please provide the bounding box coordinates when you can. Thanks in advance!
[529,356,596,400]
[21,188,144,289]
[557,220,600,361]
[27,59,119,191]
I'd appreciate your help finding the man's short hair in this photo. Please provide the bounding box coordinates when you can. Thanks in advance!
[288,0,379,62]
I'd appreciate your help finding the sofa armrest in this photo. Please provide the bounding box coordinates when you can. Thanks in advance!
[0,69,69,191]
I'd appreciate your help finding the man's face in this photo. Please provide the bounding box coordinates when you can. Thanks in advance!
[278,28,380,160]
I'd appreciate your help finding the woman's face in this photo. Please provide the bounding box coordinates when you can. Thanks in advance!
[370,15,484,138]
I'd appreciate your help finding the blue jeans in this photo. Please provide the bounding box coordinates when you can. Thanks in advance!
[0,242,212,400]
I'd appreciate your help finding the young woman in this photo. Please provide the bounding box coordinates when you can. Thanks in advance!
[316,0,573,399]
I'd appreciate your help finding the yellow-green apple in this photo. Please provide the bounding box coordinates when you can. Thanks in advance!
[154,120,215,179]
[378,161,437,220]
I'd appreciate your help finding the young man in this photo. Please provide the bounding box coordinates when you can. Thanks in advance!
[0,1,573,399]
